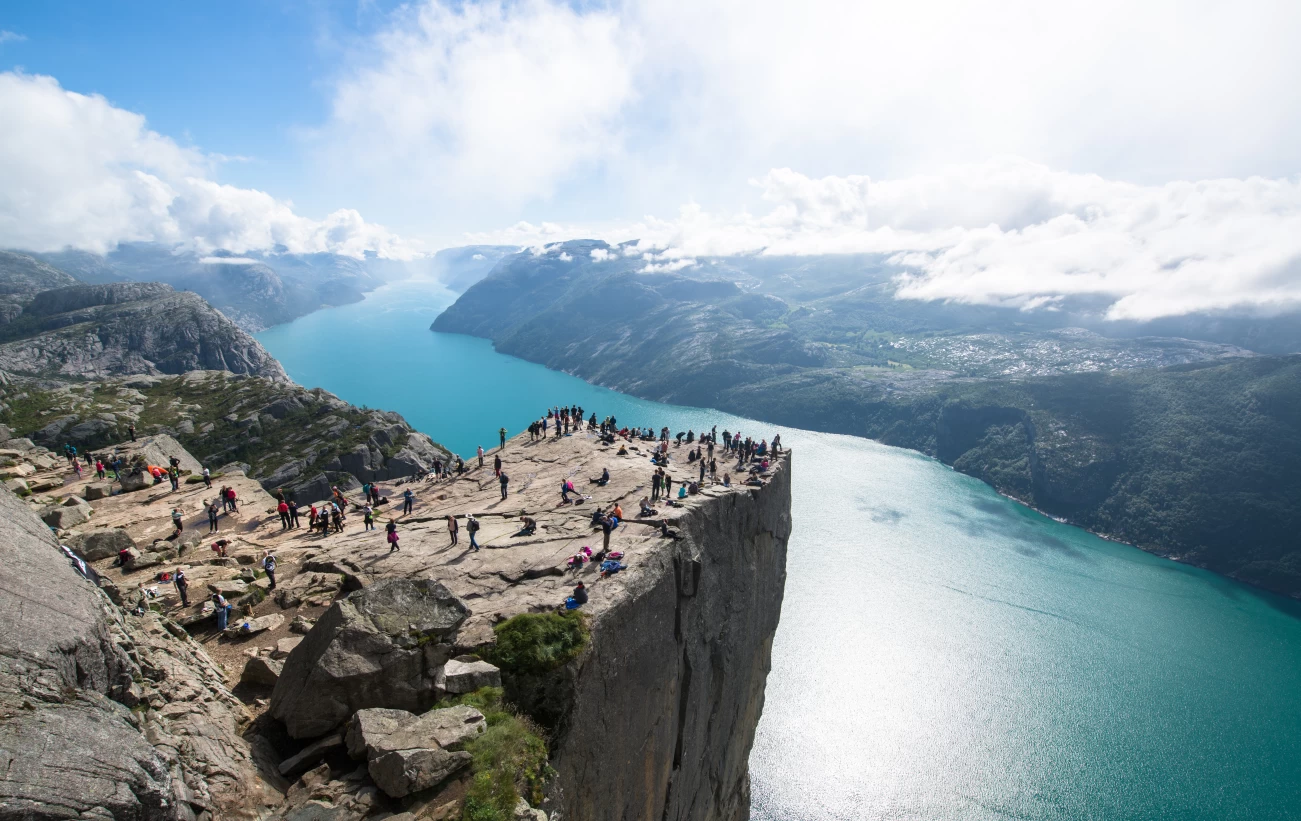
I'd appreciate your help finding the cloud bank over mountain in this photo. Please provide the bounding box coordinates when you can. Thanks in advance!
[0,72,412,258]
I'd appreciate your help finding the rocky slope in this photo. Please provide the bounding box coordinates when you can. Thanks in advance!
[0,282,288,381]
[0,369,452,505]
[1,418,790,820]
[0,466,272,820]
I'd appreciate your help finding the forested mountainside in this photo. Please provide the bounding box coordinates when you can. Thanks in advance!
[435,241,1301,597]
[0,255,448,500]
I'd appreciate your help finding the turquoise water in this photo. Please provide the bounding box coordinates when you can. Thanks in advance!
[259,281,1301,821]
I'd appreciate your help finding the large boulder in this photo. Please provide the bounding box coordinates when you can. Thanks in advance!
[345,708,417,760]
[344,705,486,762]
[270,578,470,738]
[370,705,486,755]
[435,659,502,694]
[242,655,284,687]
[40,504,88,530]
[83,482,113,501]
[368,748,471,799]
[226,612,284,637]
[125,550,164,571]
[67,527,137,561]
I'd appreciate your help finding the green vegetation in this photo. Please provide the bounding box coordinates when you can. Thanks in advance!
[439,687,553,821]
[489,611,589,675]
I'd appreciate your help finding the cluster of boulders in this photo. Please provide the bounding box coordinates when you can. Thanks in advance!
[244,578,527,815]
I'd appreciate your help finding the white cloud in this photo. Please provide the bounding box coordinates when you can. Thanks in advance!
[321,0,634,215]
[198,256,260,265]
[0,31,25,44]
[467,159,1301,320]
[590,248,613,261]
[316,0,1301,243]
[0,72,414,258]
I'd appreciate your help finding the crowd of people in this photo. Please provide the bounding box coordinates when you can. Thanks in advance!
[91,403,782,633]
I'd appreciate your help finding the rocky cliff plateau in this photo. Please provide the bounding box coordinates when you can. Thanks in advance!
[0,423,791,820]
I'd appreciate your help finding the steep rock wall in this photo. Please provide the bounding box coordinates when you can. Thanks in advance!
[552,453,792,821]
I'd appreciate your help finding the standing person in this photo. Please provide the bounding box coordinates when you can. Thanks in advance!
[499,427,508,448]
[402,488,414,515]
[309,504,318,530]
[288,499,301,529]
[174,568,190,607]
[447,514,459,546]
[467,515,480,552]
[262,551,277,591]
[170,507,183,537]
[499,470,509,500]
[386,519,400,552]
[652,469,662,500]
[207,500,220,533]
[72,458,83,479]
[664,472,673,499]
[370,484,380,506]
[494,454,502,477]
[213,593,231,630]
[364,505,375,530]
[95,458,106,479]
[277,499,290,529]
[226,485,238,513]
[201,466,211,488]
[127,423,136,442]
[477,445,485,468]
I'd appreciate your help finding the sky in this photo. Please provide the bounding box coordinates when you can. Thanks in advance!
[3,0,1301,319]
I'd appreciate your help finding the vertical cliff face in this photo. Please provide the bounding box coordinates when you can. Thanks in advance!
[553,454,792,821]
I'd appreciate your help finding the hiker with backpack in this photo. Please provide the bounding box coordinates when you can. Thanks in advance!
[262,551,277,590]
[467,515,481,552]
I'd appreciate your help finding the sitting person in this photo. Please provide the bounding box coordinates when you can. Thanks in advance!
[723,472,731,487]
[638,496,657,517]
[678,485,688,499]
[564,581,588,610]
[659,519,680,540]
[616,444,628,456]
[591,508,606,527]
[746,476,764,487]
[590,468,610,486]
[517,515,537,536]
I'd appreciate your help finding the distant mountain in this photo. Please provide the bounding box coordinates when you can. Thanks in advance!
[434,241,1301,597]
[28,242,519,331]
[0,281,287,382]
[0,250,80,324]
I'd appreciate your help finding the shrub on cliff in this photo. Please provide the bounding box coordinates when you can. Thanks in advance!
[490,611,588,675]
[440,687,552,821]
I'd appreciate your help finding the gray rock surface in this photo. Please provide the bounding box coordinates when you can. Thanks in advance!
[0,476,267,818]
[67,526,137,561]
[242,655,284,687]
[367,747,471,799]
[369,705,486,754]
[277,733,345,778]
[40,503,89,529]
[269,578,470,738]
[344,708,417,760]
[436,658,502,694]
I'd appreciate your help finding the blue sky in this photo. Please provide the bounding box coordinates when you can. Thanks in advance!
[2,1,398,198]
[4,0,1301,318]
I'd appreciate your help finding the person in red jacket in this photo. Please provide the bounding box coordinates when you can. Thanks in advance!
[277,500,290,529]
[226,486,238,513]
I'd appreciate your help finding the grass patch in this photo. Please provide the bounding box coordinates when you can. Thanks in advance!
[489,611,589,676]
[184,471,222,484]
[440,687,552,821]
